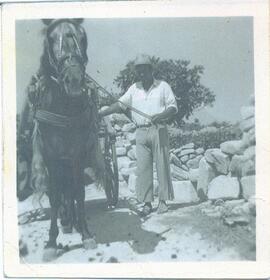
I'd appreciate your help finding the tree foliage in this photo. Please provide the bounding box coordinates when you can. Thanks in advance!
[114,56,215,124]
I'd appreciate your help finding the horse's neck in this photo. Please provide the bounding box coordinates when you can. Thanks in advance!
[41,86,88,116]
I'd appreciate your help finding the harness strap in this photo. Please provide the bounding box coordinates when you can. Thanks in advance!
[35,106,91,128]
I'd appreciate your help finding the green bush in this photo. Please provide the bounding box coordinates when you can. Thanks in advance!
[169,123,242,150]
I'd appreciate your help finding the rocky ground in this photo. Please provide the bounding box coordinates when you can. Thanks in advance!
[18,97,256,263]
[18,182,255,264]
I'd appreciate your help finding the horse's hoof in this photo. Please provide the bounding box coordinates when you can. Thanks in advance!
[83,238,97,250]
[42,247,57,262]
[61,225,73,234]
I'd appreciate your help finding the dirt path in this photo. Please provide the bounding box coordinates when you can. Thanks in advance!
[18,184,255,263]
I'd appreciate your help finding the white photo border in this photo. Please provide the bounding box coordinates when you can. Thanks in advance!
[2,0,270,278]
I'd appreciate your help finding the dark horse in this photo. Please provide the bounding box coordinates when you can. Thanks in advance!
[19,19,104,261]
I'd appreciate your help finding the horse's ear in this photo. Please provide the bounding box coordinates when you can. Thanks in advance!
[42,19,54,25]
[73,18,84,25]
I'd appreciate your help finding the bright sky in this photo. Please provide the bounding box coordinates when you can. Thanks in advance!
[16,17,254,124]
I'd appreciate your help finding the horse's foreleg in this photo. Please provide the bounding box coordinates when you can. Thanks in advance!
[74,166,97,250]
[43,192,60,262]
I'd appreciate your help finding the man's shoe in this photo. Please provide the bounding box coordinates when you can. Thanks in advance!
[157,201,168,214]
[139,204,152,217]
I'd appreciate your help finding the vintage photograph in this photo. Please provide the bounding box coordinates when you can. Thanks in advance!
[2,0,270,278]
[16,16,256,263]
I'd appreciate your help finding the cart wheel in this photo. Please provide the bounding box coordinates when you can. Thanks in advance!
[104,141,119,207]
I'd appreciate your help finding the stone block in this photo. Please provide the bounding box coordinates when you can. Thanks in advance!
[128,173,137,193]
[205,149,230,174]
[126,132,136,145]
[181,143,195,150]
[196,147,205,155]
[116,147,127,157]
[127,147,136,160]
[172,181,199,204]
[114,124,122,132]
[180,155,189,163]
[207,175,240,200]
[197,158,217,199]
[170,164,189,180]
[117,156,132,169]
[188,168,199,182]
[240,175,255,199]
[170,153,182,168]
[186,156,201,169]
[220,140,244,155]
[120,167,137,181]
[180,148,195,157]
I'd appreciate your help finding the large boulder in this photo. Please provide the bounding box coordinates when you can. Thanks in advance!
[122,123,136,133]
[197,158,216,199]
[205,149,230,174]
[172,181,199,204]
[207,175,240,200]
[220,140,244,155]
[240,175,255,199]
[170,164,189,181]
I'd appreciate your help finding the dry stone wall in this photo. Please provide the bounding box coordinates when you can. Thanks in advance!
[111,95,255,205]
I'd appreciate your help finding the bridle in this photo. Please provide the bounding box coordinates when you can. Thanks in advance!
[45,19,87,86]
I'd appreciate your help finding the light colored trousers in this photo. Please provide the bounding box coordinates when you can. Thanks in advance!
[135,124,174,203]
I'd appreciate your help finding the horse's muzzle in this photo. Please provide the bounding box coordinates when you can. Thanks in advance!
[61,63,84,97]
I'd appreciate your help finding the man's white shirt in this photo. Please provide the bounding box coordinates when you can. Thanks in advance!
[118,79,178,125]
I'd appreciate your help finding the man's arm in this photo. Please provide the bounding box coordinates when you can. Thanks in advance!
[99,102,124,118]
[151,107,177,124]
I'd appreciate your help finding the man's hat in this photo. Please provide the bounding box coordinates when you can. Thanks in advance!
[134,54,152,66]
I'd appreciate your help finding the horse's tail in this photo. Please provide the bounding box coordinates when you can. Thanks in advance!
[31,120,49,206]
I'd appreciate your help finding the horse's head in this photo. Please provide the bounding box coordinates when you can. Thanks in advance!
[42,19,88,97]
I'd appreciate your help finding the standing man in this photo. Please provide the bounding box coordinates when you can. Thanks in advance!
[99,54,178,216]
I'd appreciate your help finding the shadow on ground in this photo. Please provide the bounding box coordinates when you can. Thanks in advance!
[84,198,162,254]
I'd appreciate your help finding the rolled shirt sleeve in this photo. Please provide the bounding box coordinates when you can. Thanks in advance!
[118,84,133,111]
[163,81,178,113]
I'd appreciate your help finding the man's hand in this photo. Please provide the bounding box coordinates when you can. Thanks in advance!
[151,107,177,125]
[151,113,164,124]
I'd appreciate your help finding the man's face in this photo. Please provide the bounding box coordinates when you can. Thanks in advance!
[135,64,153,83]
